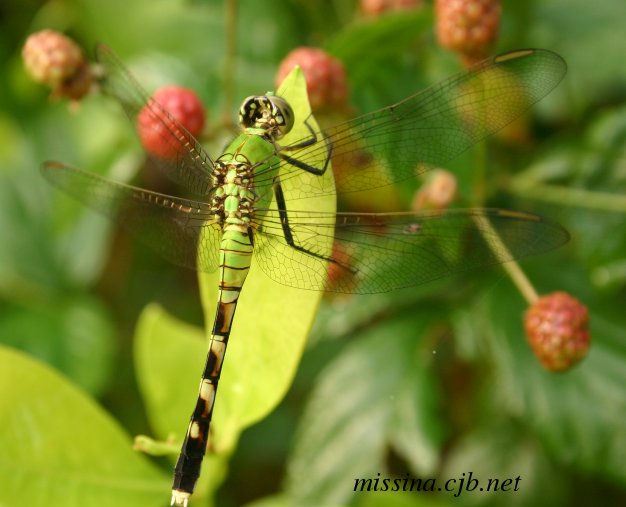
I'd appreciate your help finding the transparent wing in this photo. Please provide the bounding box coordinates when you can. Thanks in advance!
[256,49,567,199]
[42,162,221,272]
[253,208,569,294]
[95,44,216,196]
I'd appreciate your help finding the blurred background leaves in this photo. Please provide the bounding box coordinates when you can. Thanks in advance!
[1,1,626,506]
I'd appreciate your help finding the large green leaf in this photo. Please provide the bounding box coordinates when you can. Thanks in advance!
[327,8,431,64]
[134,304,206,441]
[197,67,335,452]
[535,0,626,112]
[0,345,168,507]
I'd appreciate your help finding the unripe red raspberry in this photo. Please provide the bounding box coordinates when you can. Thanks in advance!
[137,86,206,160]
[436,0,501,65]
[275,47,348,111]
[412,169,458,211]
[524,292,591,372]
[361,0,423,16]
[22,29,92,100]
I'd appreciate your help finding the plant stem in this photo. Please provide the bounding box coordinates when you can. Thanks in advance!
[499,254,540,304]
[473,214,539,305]
[221,0,237,129]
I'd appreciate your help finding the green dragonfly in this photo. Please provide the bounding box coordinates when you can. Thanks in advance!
[43,45,568,506]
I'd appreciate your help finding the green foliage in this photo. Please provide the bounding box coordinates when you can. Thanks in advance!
[286,313,445,507]
[2,1,626,507]
[0,345,168,506]
[451,282,626,495]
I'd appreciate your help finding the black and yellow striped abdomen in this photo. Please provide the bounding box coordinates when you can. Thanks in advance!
[171,224,253,503]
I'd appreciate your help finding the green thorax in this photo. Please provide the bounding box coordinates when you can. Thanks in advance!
[218,129,279,176]
[213,129,280,225]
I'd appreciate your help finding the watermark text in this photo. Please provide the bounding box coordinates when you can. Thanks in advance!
[354,472,521,498]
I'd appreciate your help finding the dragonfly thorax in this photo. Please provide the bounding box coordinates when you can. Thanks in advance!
[239,95,294,139]
[211,160,257,225]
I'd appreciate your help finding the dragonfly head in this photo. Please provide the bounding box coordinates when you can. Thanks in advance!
[239,95,294,139]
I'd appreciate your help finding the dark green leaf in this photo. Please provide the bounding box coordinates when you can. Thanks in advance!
[0,295,115,395]
[286,314,444,507]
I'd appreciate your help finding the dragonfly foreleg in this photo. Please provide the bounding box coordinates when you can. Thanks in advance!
[281,114,319,150]
[278,115,333,175]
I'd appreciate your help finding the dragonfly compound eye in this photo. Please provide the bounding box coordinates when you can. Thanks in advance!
[239,95,294,139]
[267,96,294,137]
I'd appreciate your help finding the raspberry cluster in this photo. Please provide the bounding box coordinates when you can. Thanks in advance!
[436,0,501,64]
[22,30,92,100]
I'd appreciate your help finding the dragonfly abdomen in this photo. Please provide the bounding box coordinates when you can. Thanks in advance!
[218,225,254,293]
[171,224,253,506]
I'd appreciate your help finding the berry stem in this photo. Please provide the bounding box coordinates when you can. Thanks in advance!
[473,215,539,304]
[500,254,540,304]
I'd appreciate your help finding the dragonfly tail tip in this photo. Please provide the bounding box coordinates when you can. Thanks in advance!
[171,490,190,507]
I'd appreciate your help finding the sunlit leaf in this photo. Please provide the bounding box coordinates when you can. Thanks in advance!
[0,345,168,507]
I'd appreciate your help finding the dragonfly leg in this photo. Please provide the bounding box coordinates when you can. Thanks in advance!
[281,114,319,150]
[279,116,334,175]
[273,177,340,265]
